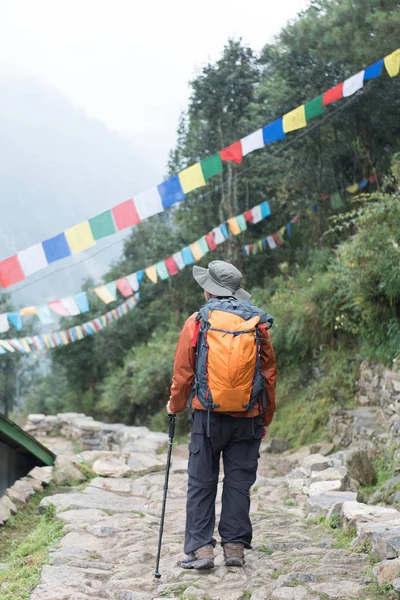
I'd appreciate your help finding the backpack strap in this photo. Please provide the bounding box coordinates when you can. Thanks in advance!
[187,315,203,420]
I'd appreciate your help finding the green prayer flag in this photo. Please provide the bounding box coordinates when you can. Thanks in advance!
[198,236,209,255]
[330,192,344,209]
[89,211,116,240]
[305,95,325,121]
[236,214,247,232]
[201,153,223,181]
[155,260,169,280]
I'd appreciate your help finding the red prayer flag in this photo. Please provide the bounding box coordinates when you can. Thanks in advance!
[116,277,134,297]
[272,233,284,246]
[244,210,254,223]
[164,256,179,276]
[205,232,217,251]
[112,199,141,230]
[368,175,377,184]
[320,193,330,200]
[323,82,344,106]
[0,255,25,289]
[48,300,70,316]
[220,141,243,164]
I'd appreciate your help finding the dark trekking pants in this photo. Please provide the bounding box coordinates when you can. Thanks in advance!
[184,410,263,555]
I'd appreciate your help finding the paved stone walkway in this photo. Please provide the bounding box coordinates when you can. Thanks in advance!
[30,445,376,600]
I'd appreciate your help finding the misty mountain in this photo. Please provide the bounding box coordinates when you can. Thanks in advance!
[0,74,161,307]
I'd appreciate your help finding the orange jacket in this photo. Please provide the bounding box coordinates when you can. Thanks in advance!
[169,312,277,426]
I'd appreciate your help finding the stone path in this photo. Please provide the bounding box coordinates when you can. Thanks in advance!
[30,445,377,600]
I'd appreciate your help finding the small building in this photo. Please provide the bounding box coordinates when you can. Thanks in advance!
[0,412,55,496]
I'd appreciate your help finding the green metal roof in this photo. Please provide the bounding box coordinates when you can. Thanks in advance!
[0,413,55,466]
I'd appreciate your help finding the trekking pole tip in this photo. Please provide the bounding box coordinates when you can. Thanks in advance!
[154,571,161,579]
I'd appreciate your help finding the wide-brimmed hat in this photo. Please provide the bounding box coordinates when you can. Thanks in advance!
[192,260,251,301]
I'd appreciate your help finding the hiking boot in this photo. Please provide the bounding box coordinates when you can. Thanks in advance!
[223,542,245,567]
[181,544,215,570]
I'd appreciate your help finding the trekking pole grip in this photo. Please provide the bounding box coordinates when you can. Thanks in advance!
[168,413,176,440]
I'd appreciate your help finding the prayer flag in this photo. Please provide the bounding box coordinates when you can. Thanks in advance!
[37,305,55,324]
[263,119,285,145]
[241,129,264,157]
[65,221,96,254]
[330,192,344,209]
[127,273,140,292]
[205,232,217,252]
[212,227,226,245]
[155,261,169,280]
[320,193,330,200]
[8,312,22,331]
[116,278,133,297]
[0,314,9,333]
[384,49,400,77]
[359,178,369,191]
[41,334,51,348]
[20,338,31,353]
[112,199,141,230]
[260,201,271,219]
[42,233,71,264]
[346,184,359,194]
[0,255,25,289]
[272,232,284,246]
[343,71,364,97]
[369,175,378,184]
[60,331,69,345]
[227,217,241,235]
[251,205,263,224]
[134,187,163,221]
[267,236,277,250]
[100,316,107,328]
[165,256,179,276]
[106,281,117,300]
[181,246,195,266]
[94,285,116,304]
[0,346,6,354]
[364,59,384,81]
[283,105,306,133]
[48,300,70,316]
[286,223,292,237]
[201,153,223,181]
[323,82,344,106]
[0,340,15,352]
[220,141,243,164]
[61,297,81,316]
[178,163,206,194]
[74,292,90,313]
[18,244,48,277]
[291,215,301,224]
[198,236,209,255]
[305,95,325,120]
[220,223,229,239]
[157,175,185,209]
[190,241,205,261]
[236,214,247,232]
[75,326,84,340]
[89,210,116,240]
[280,226,286,237]
[145,265,158,284]
[20,306,37,316]
[244,210,254,223]
[172,252,185,270]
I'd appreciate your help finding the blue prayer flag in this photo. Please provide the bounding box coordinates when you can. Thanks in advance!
[286,223,292,237]
[182,246,195,266]
[260,201,271,219]
[157,175,186,209]
[74,292,90,313]
[364,60,384,81]
[220,223,229,239]
[359,178,369,191]
[262,119,286,145]
[8,312,22,331]
[137,270,145,284]
[0,346,6,354]
[42,233,71,264]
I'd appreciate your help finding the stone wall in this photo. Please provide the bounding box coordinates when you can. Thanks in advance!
[23,412,167,453]
[327,360,400,459]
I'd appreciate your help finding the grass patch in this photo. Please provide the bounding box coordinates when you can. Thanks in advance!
[271,568,285,579]
[240,591,252,599]
[257,545,274,555]
[0,502,64,600]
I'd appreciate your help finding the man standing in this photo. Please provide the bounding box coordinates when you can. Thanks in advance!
[167,260,277,570]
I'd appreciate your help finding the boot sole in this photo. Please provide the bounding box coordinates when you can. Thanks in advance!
[181,558,215,570]
[225,557,244,567]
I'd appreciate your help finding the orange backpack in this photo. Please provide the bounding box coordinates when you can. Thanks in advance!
[190,298,274,414]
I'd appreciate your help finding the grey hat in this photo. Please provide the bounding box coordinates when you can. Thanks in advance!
[192,260,251,301]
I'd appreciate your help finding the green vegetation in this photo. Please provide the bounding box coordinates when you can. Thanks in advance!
[3,1,400,448]
[0,487,64,600]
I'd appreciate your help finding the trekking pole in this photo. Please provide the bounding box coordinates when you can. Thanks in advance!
[154,413,176,579]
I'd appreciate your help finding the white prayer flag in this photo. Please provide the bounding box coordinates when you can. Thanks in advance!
[241,129,264,157]
[172,252,185,270]
[18,244,48,277]
[135,188,163,221]
[343,70,365,97]
[267,235,277,250]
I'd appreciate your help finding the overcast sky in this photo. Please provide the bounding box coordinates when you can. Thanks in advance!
[0,0,307,176]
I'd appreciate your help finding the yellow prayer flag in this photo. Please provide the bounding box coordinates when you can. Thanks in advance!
[384,49,400,78]
[227,217,241,235]
[20,306,38,316]
[145,265,158,284]
[65,221,96,254]
[283,105,307,133]
[258,240,263,251]
[94,285,115,304]
[42,335,51,349]
[21,338,31,353]
[189,241,204,261]
[60,331,69,345]
[346,184,359,194]
[280,226,286,237]
[178,163,206,194]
